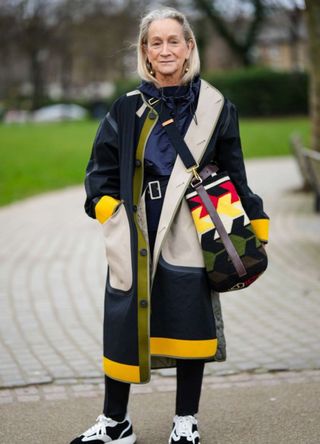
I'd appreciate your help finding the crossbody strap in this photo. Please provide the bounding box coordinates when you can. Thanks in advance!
[159,105,198,171]
[158,103,247,278]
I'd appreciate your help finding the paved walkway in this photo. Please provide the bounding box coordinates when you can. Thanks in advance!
[1,370,320,443]
[0,156,320,389]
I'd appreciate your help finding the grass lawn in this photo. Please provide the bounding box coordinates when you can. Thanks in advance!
[0,120,97,206]
[240,116,310,158]
[0,116,310,206]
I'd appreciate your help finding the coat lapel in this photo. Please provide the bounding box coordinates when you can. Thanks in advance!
[151,80,224,280]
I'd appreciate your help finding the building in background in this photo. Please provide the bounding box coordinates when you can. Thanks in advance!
[204,8,308,72]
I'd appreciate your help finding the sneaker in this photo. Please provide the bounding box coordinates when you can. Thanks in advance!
[168,415,200,443]
[69,413,137,443]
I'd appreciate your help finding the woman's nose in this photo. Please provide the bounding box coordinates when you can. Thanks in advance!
[160,42,170,55]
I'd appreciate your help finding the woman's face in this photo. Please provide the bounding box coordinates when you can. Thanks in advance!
[144,18,193,87]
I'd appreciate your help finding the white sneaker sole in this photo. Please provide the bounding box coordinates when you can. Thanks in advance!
[110,433,137,443]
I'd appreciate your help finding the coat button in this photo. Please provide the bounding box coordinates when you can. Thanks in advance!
[135,159,142,167]
[149,111,156,120]
[140,299,148,308]
[140,248,147,256]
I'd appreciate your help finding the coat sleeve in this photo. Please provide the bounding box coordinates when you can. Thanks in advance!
[215,100,270,243]
[84,108,121,222]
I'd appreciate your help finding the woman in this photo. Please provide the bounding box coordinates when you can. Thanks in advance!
[70,7,269,444]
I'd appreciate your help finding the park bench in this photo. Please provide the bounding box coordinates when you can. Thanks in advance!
[290,133,320,212]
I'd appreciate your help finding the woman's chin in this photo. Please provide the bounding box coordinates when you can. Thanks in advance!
[156,68,181,80]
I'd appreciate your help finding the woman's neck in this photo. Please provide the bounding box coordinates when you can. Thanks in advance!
[158,81,182,87]
[156,73,183,88]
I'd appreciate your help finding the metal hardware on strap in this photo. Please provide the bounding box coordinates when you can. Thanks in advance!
[191,167,202,184]
[147,180,162,200]
[148,97,160,106]
[186,162,199,173]
[191,163,218,187]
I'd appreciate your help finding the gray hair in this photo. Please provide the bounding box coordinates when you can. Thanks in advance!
[137,7,200,85]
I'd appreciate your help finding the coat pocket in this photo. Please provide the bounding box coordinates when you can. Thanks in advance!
[101,203,132,292]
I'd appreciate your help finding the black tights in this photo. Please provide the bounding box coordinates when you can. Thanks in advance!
[103,359,205,421]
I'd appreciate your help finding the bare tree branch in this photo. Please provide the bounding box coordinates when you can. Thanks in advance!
[193,0,266,65]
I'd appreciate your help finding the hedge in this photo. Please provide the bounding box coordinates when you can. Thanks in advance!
[110,68,309,117]
[203,68,308,117]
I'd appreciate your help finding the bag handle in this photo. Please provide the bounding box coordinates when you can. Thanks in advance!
[158,103,247,278]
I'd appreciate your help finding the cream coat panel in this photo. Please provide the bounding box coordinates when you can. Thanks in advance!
[162,198,205,268]
[102,203,132,291]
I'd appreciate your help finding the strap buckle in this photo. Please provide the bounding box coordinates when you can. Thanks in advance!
[187,164,203,188]
[147,180,162,200]
[148,97,160,106]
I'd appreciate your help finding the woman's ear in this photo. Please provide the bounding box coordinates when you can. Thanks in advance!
[142,43,148,56]
[187,39,194,56]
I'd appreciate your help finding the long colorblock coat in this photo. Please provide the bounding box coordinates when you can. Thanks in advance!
[84,80,269,384]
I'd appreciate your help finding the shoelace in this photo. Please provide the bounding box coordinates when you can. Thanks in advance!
[174,415,197,439]
[84,414,113,437]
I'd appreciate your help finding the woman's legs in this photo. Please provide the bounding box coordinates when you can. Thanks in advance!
[103,375,131,421]
[175,359,205,416]
[103,359,204,419]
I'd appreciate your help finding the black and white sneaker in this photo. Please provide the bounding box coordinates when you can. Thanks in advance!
[168,415,200,443]
[69,413,136,443]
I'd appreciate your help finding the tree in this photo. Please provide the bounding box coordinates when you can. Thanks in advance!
[0,0,56,109]
[192,0,266,66]
[0,0,145,107]
[17,1,52,109]
[305,0,320,152]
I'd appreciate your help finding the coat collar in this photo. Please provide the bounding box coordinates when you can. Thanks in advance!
[139,76,201,102]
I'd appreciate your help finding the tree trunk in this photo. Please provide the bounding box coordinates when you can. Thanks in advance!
[60,48,73,100]
[30,49,45,110]
[305,0,320,152]
[288,7,301,71]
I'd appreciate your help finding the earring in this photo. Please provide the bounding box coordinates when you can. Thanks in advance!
[146,60,154,76]
[185,59,190,73]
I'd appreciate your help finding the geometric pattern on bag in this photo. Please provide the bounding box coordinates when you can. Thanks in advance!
[186,170,268,292]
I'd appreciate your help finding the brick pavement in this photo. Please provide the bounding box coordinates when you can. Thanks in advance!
[0,370,319,405]
[0,156,319,389]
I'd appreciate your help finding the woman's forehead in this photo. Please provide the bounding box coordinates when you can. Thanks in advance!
[147,18,183,38]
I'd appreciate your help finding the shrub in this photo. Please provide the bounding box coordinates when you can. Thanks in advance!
[203,68,308,117]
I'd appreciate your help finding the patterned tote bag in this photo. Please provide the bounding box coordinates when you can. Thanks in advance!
[185,166,268,292]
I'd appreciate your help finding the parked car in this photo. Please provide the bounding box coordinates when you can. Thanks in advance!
[32,104,87,122]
